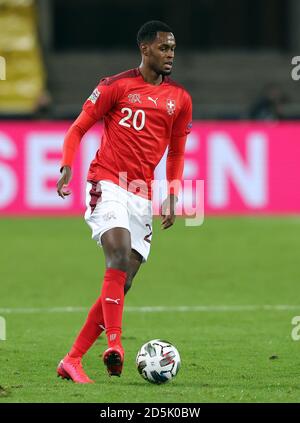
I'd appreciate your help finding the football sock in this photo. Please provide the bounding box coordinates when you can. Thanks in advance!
[69,296,105,359]
[101,268,127,348]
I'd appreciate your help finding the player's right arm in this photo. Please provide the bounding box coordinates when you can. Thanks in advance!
[57,110,96,198]
[57,79,120,198]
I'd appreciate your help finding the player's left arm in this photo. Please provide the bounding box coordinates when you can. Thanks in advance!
[161,92,192,230]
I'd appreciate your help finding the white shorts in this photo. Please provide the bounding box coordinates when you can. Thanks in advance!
[84,180,153,262]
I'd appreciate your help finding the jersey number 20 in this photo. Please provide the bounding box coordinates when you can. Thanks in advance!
[119,108,145,131]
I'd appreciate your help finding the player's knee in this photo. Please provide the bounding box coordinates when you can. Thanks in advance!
[107,247,130,272]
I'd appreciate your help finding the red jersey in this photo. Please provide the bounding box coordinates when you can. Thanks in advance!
[82,67,192,198]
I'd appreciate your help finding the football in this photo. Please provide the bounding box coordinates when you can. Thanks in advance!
[136,339,181,384]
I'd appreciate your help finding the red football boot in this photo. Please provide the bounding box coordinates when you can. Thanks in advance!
[103,345,124,377]
[57,354,94,384]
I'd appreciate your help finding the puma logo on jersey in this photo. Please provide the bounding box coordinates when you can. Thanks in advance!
[105,297,121,305]
[148,96,158,107]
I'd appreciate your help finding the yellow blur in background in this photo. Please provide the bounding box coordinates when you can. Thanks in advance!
[0,0,45,114]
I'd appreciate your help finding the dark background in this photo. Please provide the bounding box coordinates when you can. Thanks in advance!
[53,0,288,51]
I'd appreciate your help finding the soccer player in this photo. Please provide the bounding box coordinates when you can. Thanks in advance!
[56,20,192,383]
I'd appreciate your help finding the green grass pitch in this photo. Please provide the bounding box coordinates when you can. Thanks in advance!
[0,216,300,403]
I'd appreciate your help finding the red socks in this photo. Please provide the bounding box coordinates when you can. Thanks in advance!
[101,268,127,348]
[69,296,105,358]
[68,268,127,358]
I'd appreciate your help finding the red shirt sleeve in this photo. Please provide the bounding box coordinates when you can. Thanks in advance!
[61,77,123,169]
[82,78,121,121]
[167,92,192,196]
[61,110,96,169]
[171,91,192,137]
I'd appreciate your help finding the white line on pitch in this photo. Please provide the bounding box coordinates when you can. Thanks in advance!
[0,305,299,314]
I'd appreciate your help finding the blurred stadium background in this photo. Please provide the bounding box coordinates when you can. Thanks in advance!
[1,0,300,403]
[1,0,300,119]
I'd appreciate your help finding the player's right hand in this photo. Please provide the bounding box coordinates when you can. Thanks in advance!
[56,166,72,199]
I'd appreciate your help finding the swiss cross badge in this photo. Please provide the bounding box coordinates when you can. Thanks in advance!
[128,93,142,104]
[166,99,176,115]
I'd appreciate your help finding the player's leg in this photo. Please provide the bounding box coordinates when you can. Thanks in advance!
[125,249,143,294]
[57,182,144,381]
[100,227,134,376]
[102,249,142,375]
[98,187,149,377]
[101,226,131,340]
[64,249,142,357]
[57,248,142,382]
[57,181,130,382]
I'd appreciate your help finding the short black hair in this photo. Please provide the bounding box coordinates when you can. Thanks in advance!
[137,20,173,45]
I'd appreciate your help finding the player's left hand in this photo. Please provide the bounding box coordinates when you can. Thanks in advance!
[160,194,177,230]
